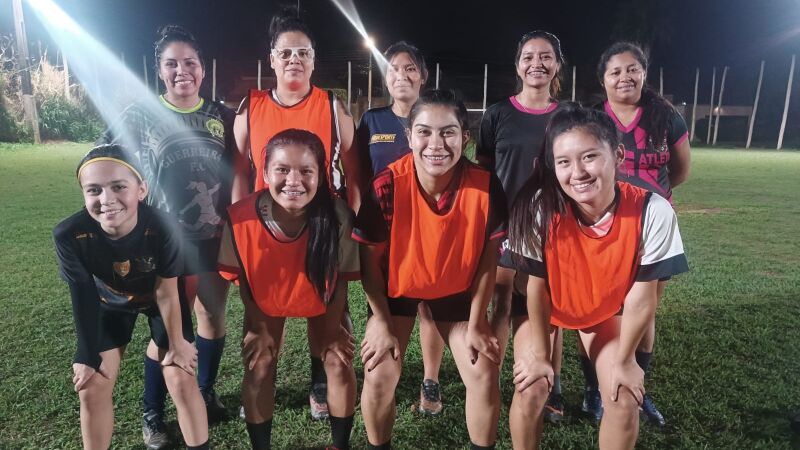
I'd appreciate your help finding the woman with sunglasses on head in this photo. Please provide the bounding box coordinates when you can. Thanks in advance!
[98,25,235,449]
[507,103,688,449]
[587,41,691,428]
[232,7,363,422]
[475,31,567,428]
[356,41,446,416]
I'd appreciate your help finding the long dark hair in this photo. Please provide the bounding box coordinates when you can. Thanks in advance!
[597,41,675,150]
[269,6,315,49]
[514,30,565,98]
[264,129,339,302]
[509,103,620,258]
[154,25,204,70]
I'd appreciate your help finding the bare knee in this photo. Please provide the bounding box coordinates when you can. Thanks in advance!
[78,381,114,408]
[244,352,277,388]
[324,355,353,381]
[514,378,549,412]
[602,388,639,422]
[462,360,500,392]
[363,363,400,397]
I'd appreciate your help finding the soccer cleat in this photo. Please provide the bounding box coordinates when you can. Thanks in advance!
[791,410,800,433]
[418,378,443,415]
[544,392,565,424]
[639,393,666,428]
[202,387,228,423]
[581,388,604,424]
[309,382,330,420]
[142,409,170,450]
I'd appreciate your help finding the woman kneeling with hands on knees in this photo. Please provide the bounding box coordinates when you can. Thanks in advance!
[507,103,688,450]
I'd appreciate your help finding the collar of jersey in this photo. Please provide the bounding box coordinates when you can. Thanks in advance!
[159,95,204,113]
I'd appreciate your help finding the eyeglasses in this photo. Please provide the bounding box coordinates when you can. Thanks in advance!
[271,47,315,62]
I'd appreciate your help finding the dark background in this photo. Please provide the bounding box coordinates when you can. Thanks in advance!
[2,0,799,145]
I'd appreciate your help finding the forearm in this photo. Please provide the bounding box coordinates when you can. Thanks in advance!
[321,282,348,330]
[467,239,500,328]
[526,277,552,360]
[617,284,658,362]
[155,293,185,346]
[341,144,363,213]
[69,281,103,369]
[359,243,392,324]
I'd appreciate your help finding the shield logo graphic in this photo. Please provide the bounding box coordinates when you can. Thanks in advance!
[113,260,131,277]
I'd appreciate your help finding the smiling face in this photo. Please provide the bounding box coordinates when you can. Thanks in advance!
[159,41,204,102]
[386,51,424,104]
[270,31,314,90]
[552,127,623,221]
[408,104,468,181]
[516,37,560,91]
[602,51,646,105]
[79,160,147,239]
[264,144,319,215]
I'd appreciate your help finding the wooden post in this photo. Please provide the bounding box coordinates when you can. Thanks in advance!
[367,55,372,109]
[690,68,699,141]
[712,66,728,146]
[706,67,717,145]
[63,53,71,101]
[659,67,664,96]
[257,60,262,90]
[571,65,576,102]
[37,40,42,63]
[746,61,765,149]
[212,58,217,101]
[435,63,440,89]
[777,54,796,150]
[347,61,352,107]
[12,0,40,143]
[482,64,488,110]
[142,55,149,89]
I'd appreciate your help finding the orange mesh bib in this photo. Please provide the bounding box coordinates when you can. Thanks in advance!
[545,182,648,329]
[387,155,490,299]
[248,87,340,192]
[226,192,325,317]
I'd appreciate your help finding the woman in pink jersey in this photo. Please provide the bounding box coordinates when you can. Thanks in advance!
[591,41,691,428]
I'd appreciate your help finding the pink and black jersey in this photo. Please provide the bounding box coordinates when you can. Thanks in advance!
[602,101,688,203]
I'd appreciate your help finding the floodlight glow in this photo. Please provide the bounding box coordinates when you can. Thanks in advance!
[328,0,387,75]
[25,0,181,152]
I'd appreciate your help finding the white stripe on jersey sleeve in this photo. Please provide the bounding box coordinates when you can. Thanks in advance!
[640,194,686,266]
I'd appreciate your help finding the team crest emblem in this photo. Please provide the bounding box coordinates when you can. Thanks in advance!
[206,119,225,138]
[113,260,131,277]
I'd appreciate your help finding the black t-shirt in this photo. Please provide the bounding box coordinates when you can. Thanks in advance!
[476,98,557,208]
[53,203,183,368]
[356,105,411,176]
[97,97,235,241]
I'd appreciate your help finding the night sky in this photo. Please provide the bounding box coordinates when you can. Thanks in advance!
[5,0,798,67]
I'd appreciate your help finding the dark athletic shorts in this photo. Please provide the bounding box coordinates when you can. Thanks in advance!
[96,298,195,353]
[368,291,472,322]
[183,238,222,275]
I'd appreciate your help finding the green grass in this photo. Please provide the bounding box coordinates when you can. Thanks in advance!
[1,143,799,449]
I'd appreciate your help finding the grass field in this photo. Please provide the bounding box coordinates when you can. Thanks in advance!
[1,143,799,449]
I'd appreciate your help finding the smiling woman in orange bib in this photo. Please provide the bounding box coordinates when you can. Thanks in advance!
[219,129,358,450]
[353,90,507,450]
[506,103,688,449]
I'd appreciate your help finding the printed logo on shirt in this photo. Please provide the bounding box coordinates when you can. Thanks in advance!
[369,133,396,144]
[134,256,156,273]
[113,260,131,277]
[206,118,225,139]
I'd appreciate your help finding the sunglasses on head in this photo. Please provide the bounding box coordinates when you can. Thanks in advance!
[271,47,315,61]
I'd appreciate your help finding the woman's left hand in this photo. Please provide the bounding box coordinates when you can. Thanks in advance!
[465,319,500,365]
[162,339,198,376]
[610,358,645,404]
[322,324,355,366]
